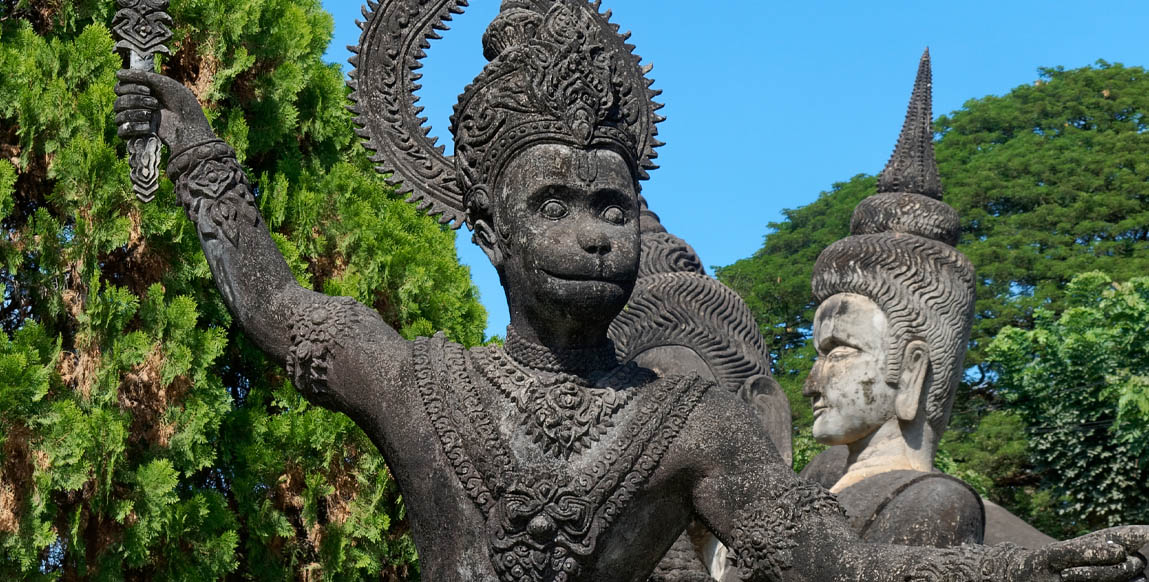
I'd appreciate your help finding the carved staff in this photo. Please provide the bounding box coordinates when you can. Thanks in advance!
[112,0,173,203]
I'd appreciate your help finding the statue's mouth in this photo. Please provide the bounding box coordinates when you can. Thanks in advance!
[541,268,630,284]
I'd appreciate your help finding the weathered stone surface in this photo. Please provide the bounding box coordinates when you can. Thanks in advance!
[113,1,1149,579]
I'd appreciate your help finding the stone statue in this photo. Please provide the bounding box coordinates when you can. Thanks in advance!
[113,0,1149,579]
[796,48,985,547]
[795,49,1067,553]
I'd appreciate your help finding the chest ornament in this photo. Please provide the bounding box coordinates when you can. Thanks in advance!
[413,334,709,582]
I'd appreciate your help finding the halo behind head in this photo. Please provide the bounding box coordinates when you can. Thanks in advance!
[349,0,664,230]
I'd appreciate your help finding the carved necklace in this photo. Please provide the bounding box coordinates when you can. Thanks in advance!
[502,326,620,375]
[481,333,649,458]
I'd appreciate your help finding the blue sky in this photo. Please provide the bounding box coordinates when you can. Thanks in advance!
[320,0,1148,338]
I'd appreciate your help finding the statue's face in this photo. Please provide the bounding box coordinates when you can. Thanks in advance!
[804,293,897,446]
[491,143,640,326]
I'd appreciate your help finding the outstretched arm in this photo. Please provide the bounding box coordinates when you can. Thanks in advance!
[115,69,410,412]
[687,395,1149,582]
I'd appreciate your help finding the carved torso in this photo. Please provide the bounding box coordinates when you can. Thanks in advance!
[395,333,711,581]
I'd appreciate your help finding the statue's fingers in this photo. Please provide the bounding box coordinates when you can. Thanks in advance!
[114,94,159,113]
[114,81,151,97]
[1046,539,1127,571]
[118,121,155,138]
[116,110,153,125]
[1103,526,1149,554]
[116,68,191,103]
[1060,556,1146,582]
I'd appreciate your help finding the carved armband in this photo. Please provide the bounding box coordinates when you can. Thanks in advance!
[903,543,1027,582]
[168,140,261,247]
[286,296,377,403]
[728,481,845,581]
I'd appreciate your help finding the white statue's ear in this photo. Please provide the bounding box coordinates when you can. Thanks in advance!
[895,340,930,422]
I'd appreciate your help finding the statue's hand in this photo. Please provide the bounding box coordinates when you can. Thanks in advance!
[115,69,216,154]
[1021,526,1148,582]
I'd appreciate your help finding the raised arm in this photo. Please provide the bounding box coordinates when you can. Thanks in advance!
[686,394,1149,582]
[114,69,410,413]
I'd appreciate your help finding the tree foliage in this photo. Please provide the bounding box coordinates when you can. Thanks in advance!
[718,62,1149,524]
[0,1,485,579]
[985,272,1149,537]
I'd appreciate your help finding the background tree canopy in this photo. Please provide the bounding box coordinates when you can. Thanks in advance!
[988,272,1148,536]
[718,62,1149,537]
[0,0,485,579]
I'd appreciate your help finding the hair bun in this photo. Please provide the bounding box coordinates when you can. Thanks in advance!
[851,192,960,247]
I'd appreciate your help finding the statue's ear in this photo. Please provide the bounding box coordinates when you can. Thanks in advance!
[468,185,504,268]
[895,340,930,422]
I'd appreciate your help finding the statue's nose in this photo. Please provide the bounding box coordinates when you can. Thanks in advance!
[802,363,823,398]
[577,229,612,256]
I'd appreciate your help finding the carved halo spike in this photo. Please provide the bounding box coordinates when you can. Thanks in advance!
[877,48,942,200]
[348,0,665,230]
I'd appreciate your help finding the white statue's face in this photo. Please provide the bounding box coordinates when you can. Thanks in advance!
[803,293,898,446]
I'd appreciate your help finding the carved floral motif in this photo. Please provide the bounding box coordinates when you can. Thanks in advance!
[479,339,652,458]
[174,154,261,247]
[286,296,374,403]
[728,481,844,581]
[904,544,1026,582]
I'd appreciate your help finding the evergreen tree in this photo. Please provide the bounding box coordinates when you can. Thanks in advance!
[0,1,485,579]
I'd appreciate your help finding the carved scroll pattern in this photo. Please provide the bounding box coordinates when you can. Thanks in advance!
[349,0,469,227]
[903,544,1026,582]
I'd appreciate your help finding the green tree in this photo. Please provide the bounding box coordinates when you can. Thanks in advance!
[986,272,1149,537]
[718,62,1149,514]
[0,1,485,579]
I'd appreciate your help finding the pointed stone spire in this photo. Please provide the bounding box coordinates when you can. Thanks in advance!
[878,48,942,200]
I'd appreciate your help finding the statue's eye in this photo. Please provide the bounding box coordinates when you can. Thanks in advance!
[540,200,568,220]
[826,345,858,360]
[601,206,625,225]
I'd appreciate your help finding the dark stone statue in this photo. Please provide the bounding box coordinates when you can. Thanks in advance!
[113,0,1149,579]
[614,202,792,581]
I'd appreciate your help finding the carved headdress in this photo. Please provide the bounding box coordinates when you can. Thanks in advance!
[349,0,665,229]
[811,50,976,435]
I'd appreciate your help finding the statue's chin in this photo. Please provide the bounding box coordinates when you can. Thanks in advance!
[811,417,863,448]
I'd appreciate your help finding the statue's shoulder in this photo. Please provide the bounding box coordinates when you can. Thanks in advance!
[799,445,850,489]
[840,470,985,547]
[411,331,483,385]
[666,375,775,462]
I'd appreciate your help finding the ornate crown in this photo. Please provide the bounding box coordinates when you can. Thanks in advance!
[349,0,664,229]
